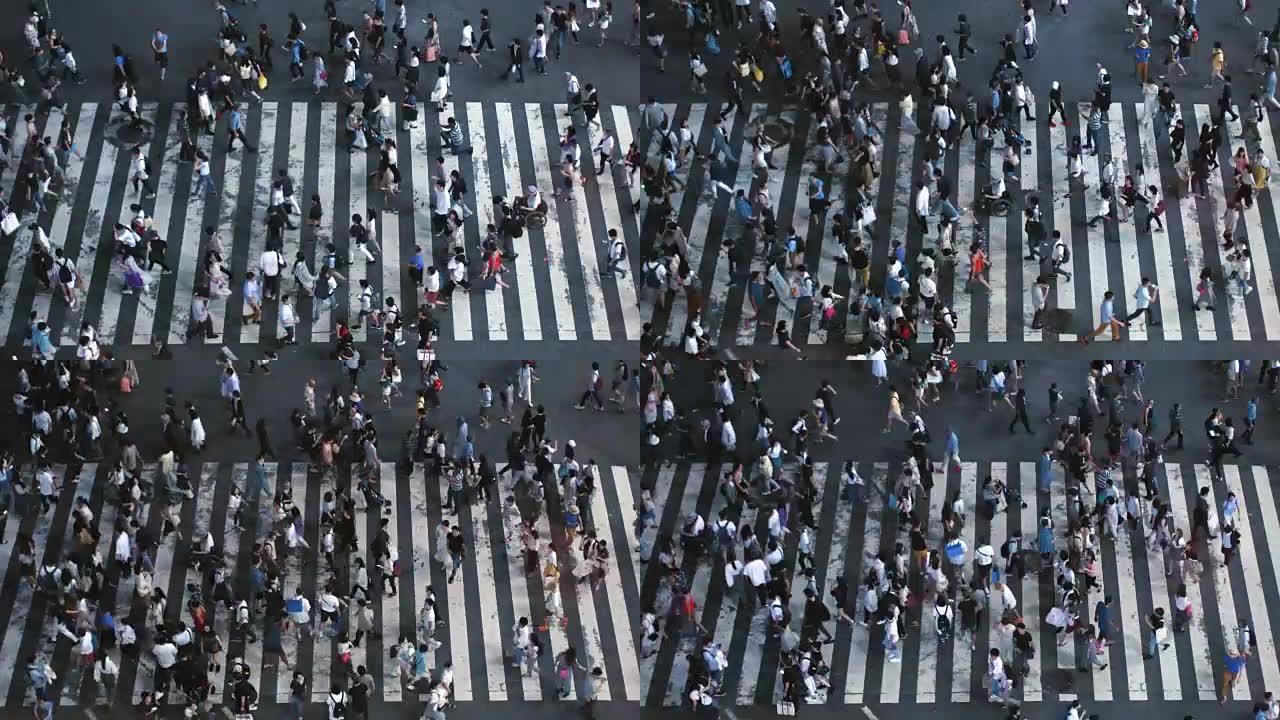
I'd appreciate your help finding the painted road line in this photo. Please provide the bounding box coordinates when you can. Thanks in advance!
[1048,116,1076,340]
[950,462,979,702]
[664,465,719,705]
[600,107,643,341]
[663,104,711,342]
[1021,96,1043,342]
[1162,464,1215,699]
[349,117,371,343]
[3,105,69,341]
[57,119,123,345]
[737,111,800,346]
[166,110,214,345]
[311,104,338,343]
[470,463,506,700]
[131,104,185,345]
[707,104,764,346]
[199,111,247,345]
[495,103,542,341]
[1133,106,1182,341]
[380,464,403,702]
[987,124,1008,343]
[1243,467,1280,696]
[1244,113,1280,340]
[526,104,577,340]
[842,462,887,704]
[914,473,945,702]
[239,102,280,345]
[1016,462,1042,702]
[465,102,506,340]
[557,102,611,340]
[602,466,641,701]
[951,120,977,345]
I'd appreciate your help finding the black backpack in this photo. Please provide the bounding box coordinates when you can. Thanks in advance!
[644,263,662,288]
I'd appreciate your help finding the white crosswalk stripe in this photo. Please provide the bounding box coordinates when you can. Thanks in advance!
[639,461,1280,707]
[637,97,1280,348]
[0,102,640,349]
[0,462,640,707]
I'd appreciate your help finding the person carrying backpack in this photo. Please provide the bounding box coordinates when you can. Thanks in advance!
[326,684,348,720]
[604,229,628,278]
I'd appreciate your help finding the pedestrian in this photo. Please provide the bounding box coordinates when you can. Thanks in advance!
[1080,291,1127,343]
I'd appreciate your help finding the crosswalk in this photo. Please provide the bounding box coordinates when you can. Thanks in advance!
[639,460,1279,707]
[0,461,642,707]
[638,98,1280,349]
[0,101,642,348]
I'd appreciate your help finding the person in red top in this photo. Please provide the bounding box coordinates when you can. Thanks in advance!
[967,241,991,293]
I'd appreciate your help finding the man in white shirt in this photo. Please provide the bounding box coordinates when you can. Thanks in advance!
[259,248,285,300]
[1030,275,1049,329]
[152,639,178,697]
[279,293,298,344]
[913,181,930,231]
[431,179,451,231]
[511,617,532,669]
[930,100,953,136]
[743,556,769,607]
[1125,276,1160,329]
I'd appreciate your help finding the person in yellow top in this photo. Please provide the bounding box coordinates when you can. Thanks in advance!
[1208,41,1226,88]
[1252,150,1271,189]
[543,553,562,616]
[883,386,910,433]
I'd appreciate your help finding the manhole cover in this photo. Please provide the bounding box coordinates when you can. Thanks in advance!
[1038,308,1074,333]
[745,115,794,149]
[105,117,154,149]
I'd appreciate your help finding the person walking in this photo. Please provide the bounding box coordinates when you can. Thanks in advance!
[1079,291,1127,343]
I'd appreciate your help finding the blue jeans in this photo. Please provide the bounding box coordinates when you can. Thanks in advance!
[193,174,215,196]
[935,198,959,222]
[312,294,336,321]
[553,30,566,58]
[289,695,305,719]
[253,463,271,495]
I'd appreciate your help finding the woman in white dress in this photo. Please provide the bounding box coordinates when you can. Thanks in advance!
[208,259,231,299]
[346,105,368,151]
[189,407,206,451]
[430,66,449,112]
[312,53,328,96]
[869,345,888,384]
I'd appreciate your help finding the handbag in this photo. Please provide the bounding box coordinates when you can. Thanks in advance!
[776,701,796,716]
[897,27,910,45]
[258,73,268,90]
[0,211,18,236]
[752,64,764,82]
[425,44,440,62]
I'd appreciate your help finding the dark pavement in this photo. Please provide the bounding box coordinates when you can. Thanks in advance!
[649,358,1274,467]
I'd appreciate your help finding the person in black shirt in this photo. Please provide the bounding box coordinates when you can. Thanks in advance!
[1009,389,1032,434]
[501,38,525,82]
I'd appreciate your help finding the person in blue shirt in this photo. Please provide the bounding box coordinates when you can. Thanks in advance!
[1245,397,1258,443]
[1094,595,1115,646]
[1036,448,1054,494]
[943,429,961,472]
[289,36,307,80]
[1223,648,1248,703]
[406,245,425,287]
[226,105,257,153]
